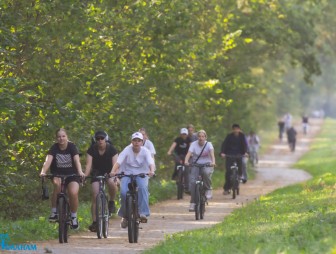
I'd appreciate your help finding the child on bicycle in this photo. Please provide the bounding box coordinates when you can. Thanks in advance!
[110,132,155,228]
[39,128,85,230]
[184,130,216,212]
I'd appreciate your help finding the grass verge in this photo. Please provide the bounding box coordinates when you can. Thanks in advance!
[144,118,336,254]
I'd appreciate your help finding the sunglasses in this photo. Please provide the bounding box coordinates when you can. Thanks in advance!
[132,138,142,142]
[96,137,105,141]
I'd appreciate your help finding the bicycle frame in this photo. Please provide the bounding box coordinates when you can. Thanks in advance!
[176,164,185,200]
[42,174,79,243]
[93,175,110,239]
[191,163,210,220]
[225,155,244,199]
[117,173,148,243]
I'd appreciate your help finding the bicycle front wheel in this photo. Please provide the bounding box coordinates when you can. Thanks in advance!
[103,197,109,238]
[231,173,237,199]
[96,193,104,239]
[195,183,201,220]
[200,190,205,220]
[57,196,68,243]
[177,168,184,200]
[126,194,137,243]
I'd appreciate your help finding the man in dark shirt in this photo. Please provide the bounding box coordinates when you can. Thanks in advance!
[220,124,248,194]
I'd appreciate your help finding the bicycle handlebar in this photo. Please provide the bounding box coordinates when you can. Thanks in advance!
[189,163,212,168]
[223,154,246,159]
[41,174,81,179]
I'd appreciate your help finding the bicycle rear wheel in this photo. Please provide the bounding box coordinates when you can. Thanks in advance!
[126,194,137,243]
[57,196,68,243]
[103,197,109,238]
[177,168,184,200]
[195,183,201,220]
[96,193,104,239]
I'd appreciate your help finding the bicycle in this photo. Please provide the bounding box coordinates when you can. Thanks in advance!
[249,147,258,167]
[176,164,185,200]
[41,174,81,243]
[225,155,244,199]
[116,173,149,243]
[86,175,111,239]
[190,163,210,220]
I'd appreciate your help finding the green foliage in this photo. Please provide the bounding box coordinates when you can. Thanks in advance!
[145,119,336,254]
[0,0,332,220]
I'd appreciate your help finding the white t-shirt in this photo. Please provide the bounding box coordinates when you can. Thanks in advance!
[117,145,154,175]
[188,141,214,164]
[143,139,156,156]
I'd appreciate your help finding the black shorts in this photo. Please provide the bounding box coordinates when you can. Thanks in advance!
[90,170,110,184]
[50,169,80,185]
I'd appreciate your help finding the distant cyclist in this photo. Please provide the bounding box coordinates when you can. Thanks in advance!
[84,130,119,232]
[185,130,216,212]
[220,124,248,194]
[40,128,85,230]
[110,132,155,228]
[247,130,260,165]
[167,128,192,183]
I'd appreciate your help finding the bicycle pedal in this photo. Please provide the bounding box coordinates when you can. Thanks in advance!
[140,218,148,223]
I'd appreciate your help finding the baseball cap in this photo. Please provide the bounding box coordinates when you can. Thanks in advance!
[95,130,107,138]
[180,128,188,135]
[131,132,143,140]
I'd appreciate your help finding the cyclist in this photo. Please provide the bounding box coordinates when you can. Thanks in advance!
[40,128,85,230]
[84,130,119,232]
[167,128,192,192]
[220,124,248,195]
[184,130,216,212]
[187,124,198,142]
[247,130,260,165]
[110,132,155,228]
[139,128,156,159]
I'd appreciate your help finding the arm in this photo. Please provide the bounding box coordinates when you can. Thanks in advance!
[110,162,121,176]
[167,142,177,155]
[210,149,216,167]
[184,151,192,166]
[84,153,93,177]
[40,155,53,176]
[74,154,85,177]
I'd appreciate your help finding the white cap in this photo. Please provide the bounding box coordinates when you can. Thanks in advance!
[131,132,143,140]
[180,128,188,135]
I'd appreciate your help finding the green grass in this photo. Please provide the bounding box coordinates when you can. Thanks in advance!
[145,119,336,254]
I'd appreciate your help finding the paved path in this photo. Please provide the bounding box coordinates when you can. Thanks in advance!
[31,118,322,254]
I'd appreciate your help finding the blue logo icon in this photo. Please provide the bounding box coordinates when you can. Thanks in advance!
[1,233,37,251]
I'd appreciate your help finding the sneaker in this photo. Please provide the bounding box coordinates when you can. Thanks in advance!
[108,200,116,215]
[70,217,79,230]
[88,222,97,232]
[223,190,230,195]
[205,190,212,199]
[140,214,148,223]
[242,179,247,184]
[189,203,195,212]
[48,213,58,222]
[120,218,128,228]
